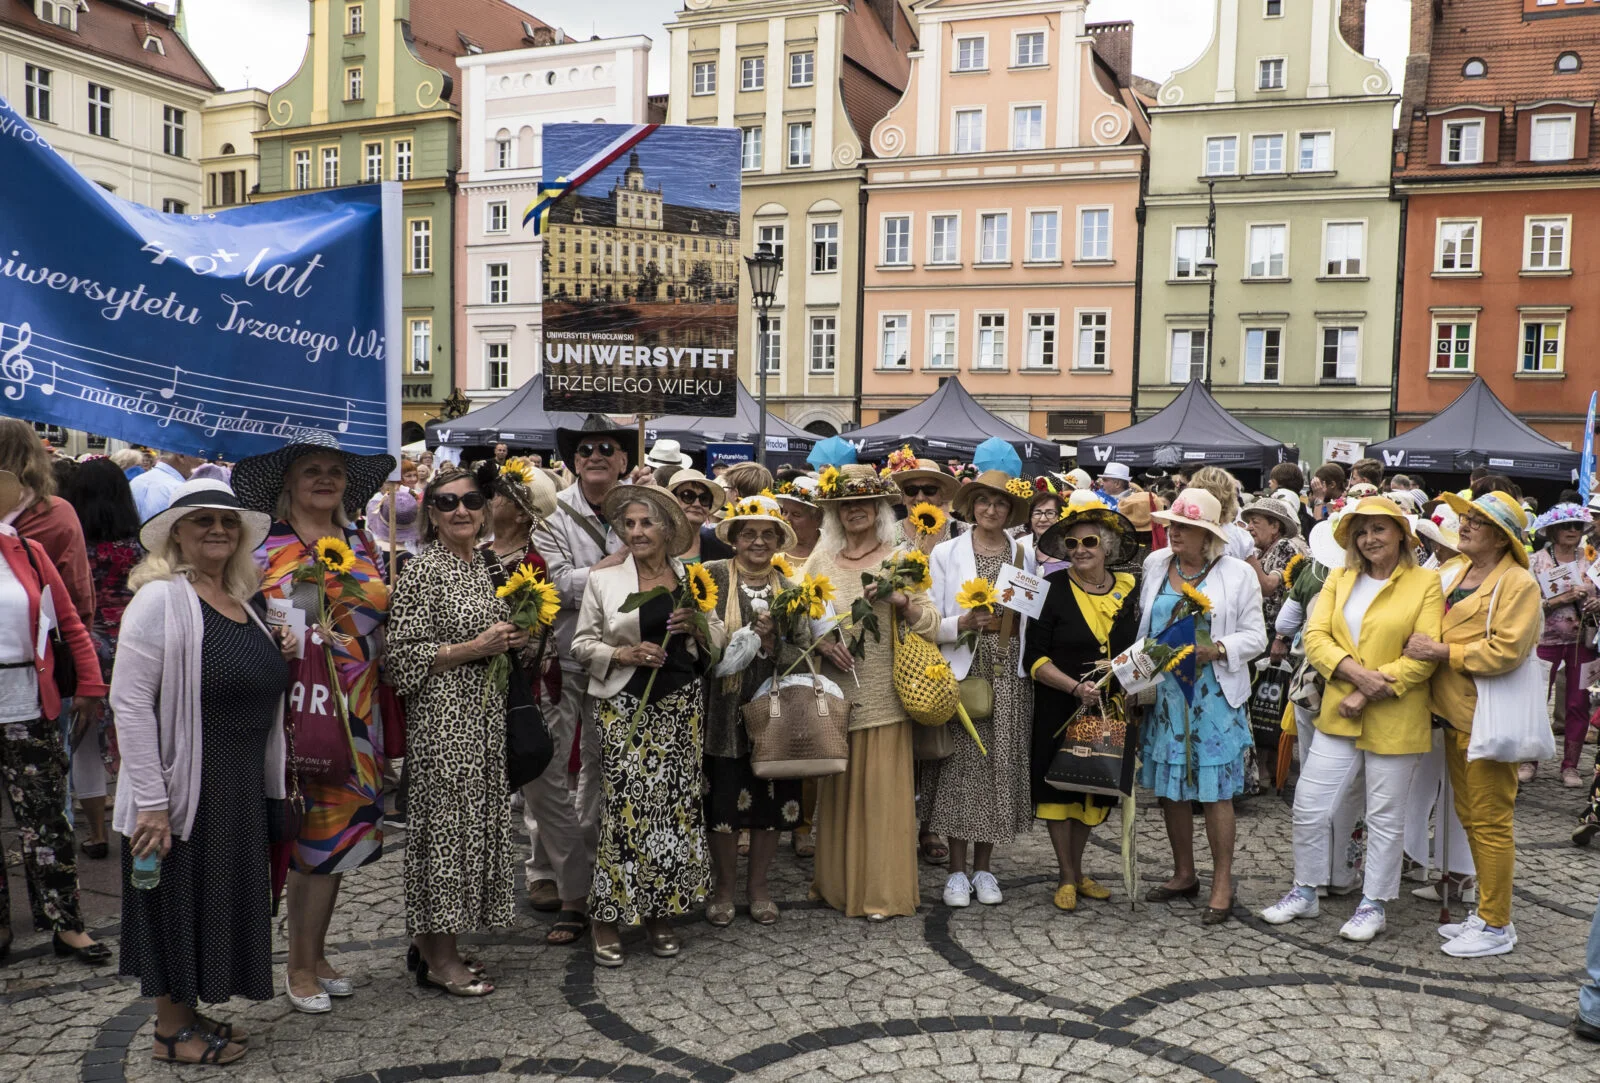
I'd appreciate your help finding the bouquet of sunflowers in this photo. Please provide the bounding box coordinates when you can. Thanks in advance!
[621,563,721,739]
[1091,581,1212,703]
[485,562,561,705]
[841,550,933,659]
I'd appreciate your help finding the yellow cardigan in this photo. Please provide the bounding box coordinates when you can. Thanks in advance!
[1428,553,1543,732]
[1304,563,1443,754]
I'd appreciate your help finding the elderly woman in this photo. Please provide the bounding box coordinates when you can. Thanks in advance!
[1241,494,1309,634]
[1260,497,1443,942]
[1139,488,1267,924]
[775,477,822,563]
[890,458,965,555]
[1017,488,1063,558]
[927,471,1035,908]
[1528,504,1598,787]
[703,496,807,926]
[386,465,522,996]
[806,465,938,920]
[113,478,290,1066]
[572,485,726,966]
[231,433,395,1012]
[1191,465,1254,562]
[669,468,733,564]
[1403,491,1541,959]
[1022,498,1141,910]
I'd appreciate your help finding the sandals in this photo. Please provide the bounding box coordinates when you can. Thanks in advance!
[152,1025,247,1066]
[546,910,590,946]
[194,1014,248,1044]
[406,944,486,976]
[918,834,949,866]
[792,832,816,859]
[415,956,494,997]
[706,901,736,928]
[749,900,780,926]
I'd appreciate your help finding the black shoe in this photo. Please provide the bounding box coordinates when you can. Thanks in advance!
[1572,1016,1600,1043]
[1145,881,1201,902]
[1573,815,1599,848]
[80,840,108,860]
[52,932,112,965]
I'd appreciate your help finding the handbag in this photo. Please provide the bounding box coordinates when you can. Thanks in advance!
[1287,656,1324,713]
[1249,662,1292,755]
[1466,576,1557,764]
[1045,692,1138,798]
[17,539,75,699]
[484,557,555,792]
[285,638,354,782]
[742,665,851,779]
[890,609,960,727]
[957,676,993,722]
[377,680,406,764]
[913,720,955,761]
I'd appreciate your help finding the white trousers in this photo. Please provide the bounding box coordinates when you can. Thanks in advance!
[1402,731,1475,876]
[70,734,107,800]
[1293,731,1420,901]
[519,677,596,901]
[1297,715,1364,890]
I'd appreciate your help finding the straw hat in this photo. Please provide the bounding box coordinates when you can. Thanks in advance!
[139,477,272,554]
[1063,468,1093,491]
[714,494,798,551]
[1038,491,1137,564]
[815,464,903,503]
[885,457,960,504]
[1116,490,1159,531]
[773,475,819,508]
[1333,495,1420,551]
[951,470,1030,529]
[1530,502,1592,536]
[1440,490,1530,567]
[1307,517,1346,569]
[231,429,396,519]
[1241,493,1300,539]
[494,457,557,521]
[1149,487,1230,543]
[1415,504,1460,555]
[602,483,694,554]
[666,468,729,514]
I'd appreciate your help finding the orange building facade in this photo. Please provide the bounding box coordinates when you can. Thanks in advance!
[859,1,1149,446]
[1394,0,1600,447]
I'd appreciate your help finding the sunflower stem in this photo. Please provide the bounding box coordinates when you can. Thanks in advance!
[624,631,673,745]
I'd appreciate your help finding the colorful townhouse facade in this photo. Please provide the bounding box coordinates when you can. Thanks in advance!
[1139,0,1399,462]
[666,0,917,437]
[1393,0,1600,448]
[200,87,267,211]
[861,3,1147,444]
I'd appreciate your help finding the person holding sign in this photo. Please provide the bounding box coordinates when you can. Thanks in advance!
[1528,504,1598,787]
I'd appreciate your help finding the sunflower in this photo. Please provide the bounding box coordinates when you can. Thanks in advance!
[908,501,947,537]
[1282,552,1305,591]
[686,562,719,612]
[500,457,537,487]
[1161,644,1195,673]
[733,498,765,519]
[1005,477,1034,499]
[1586,542,1597,564]
[1178,580,1213,614]
[802,573,836,619]
[818,465,841,497]
[529,578,561,627]
[899,550,932,592]
[314,535,356,575]
[770,553,796,580]
[956,577,997,612]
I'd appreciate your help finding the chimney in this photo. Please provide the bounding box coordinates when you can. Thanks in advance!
[1086,22,1134,88]
[1339,0,1366,55]
[1394,0,1438,160]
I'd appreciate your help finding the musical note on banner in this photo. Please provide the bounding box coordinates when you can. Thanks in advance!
[338,400,352,433]
[159,366,181,400]
[1,323,35,401]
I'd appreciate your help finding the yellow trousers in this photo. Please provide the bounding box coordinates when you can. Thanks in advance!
[1443,728,1518,928]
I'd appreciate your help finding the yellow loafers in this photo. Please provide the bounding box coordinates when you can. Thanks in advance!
[1076,877,1112,901]
[1053,883,1078,911]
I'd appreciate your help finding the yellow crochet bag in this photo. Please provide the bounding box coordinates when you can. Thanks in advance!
[891,609,959,727]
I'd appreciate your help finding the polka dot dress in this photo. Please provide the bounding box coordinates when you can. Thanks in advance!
[119,600,288,1007]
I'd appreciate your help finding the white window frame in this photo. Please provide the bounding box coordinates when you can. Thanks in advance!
[977,212,1010,264]
[808,314,838,374]
[1432,316,1477,374]
[954,107,986,154]
[1011,103,1045,151]
[881,215,912,266]
[347,3,364,35]
[740,125,762,172]
[954,34,988,72]
[1246,222,1288,279]
[740,55,765,92]
[1012,29,1047,68]
[926,312,958,369]
[1322,220,1366,277]
[787,122,812,167]
[1025,310,1060,369]
[485,200,508,233]
[692,61,716,96]
[24,64,51,123]
[346,66,363,101]
[485,341,510,391]
[393,139,413,180]
[974,311,1007,370]
[486,262,509,305]
[757,313,783,375]
[1250,132,1286,174]
[1531,113,1577,162]
[363,141,383,182]
[496,138,512,169]
[408,218,432,273]
[1435,217,1481,272]
[789,51,815,88]
[1173,225,1212,279]
[1319,324,1361,382]
[87,83,112,138]
[1258,56,1287,91]
[1444,118,1484,164]
[162,105,186,157]
[878,313,910,369]
[1169,328,1208,384]
[1242,325,1285,384]
[1077,206,1112,261]
[1205,134,1239,176]
[1072,309,1109,371]
[321,146,339,187]
[1524,214,1571,271]
[756,222,786,270]
[293,148,311,190]
[1297,130,1332,171]
[1026,209,1059,264]
[929,213,961,265]
[1521,314,1567,374]
[810,221,840,274]
[409,317,432,374]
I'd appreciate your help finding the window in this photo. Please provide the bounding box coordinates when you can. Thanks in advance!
[928,314,957,368]
[1205,136,1237,175]
[692,61,716,96]
[487,263,509,304]
[1526,216,1569,270]
[1531,115,1575,162]
[1075,312,1108,370]
[930,215,959,264]
[758,314,782,373]
[811,222,839,273]
[24,65,50,123]
[1462,58,1487,78]
[486,342,509,390]
[955,109,984,153]
[1015,31,1045,67]
[486,200,508,233]
[882,216,911,265]
[1522,319,1564,373]
[1444,120,1483,164]
[1170,329,1207,383]
[1028,211,1058,262]
[740,126,762,171]
[1320,327,1360,381]
[409,319,432,374]
[1298,131,1331,171]
[347,67,363,101]
[162,199,186,214]
[1323,222,1364,276]
[361,141,382,182]
[741,56,765,91]
[1019,312,1054,368]
[1258,58,1285,90]
[1557,52,1581,74]
[757,223,785,269]
[87,83,112,138]
[37,0,74,30]
[347,3,364,34]
[1244,327,1282,383]
[1265,0,1283,14]
[809,316,837,373]
[1436,219,1479,271]
[956,36,987,71]
[1079,208,1110,261]
[789,51,814,87]
[496,138,512,169]
[1012,106,1043,150]
[321,147,339,187]
[1247,224,1287,278]
[787,122,812,167]
[880,315,909,368]
[976,313,1006,368]
[1433,320,1474,372]
[163,106,186,157]
[979,213,1009,263]
[293,149,311,190]
[1251,134,1284,173]
[1174,227,1212,278]
[394,140,413,180]
[409,219,432,273]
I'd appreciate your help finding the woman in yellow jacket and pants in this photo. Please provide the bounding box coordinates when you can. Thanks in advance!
[1260,497,1442,943]
[1403,491,1541,959]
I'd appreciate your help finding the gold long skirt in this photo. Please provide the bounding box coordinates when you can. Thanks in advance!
[812,720,920,918]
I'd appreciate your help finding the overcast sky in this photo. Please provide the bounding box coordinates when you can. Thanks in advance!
[184,0,1412,99]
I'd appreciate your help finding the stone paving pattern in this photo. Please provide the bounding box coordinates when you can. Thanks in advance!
[2,761,1598,1082]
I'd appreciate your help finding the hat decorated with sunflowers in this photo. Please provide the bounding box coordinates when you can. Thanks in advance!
[951,470,1030,529]
[1038,490,1137,564]
[815,463,903,503]
[714,493,798,551]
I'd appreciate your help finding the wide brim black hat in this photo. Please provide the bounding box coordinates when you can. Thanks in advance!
[231,430,395,519]
[556,414,637,469]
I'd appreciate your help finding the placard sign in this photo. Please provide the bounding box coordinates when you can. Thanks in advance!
[995,563,1050,620]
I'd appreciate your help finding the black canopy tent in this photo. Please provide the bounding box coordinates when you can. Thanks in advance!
[1076,381,1290,476]
[641,382,816,467]
[845,378,1061,475]
[1365,377,1579,483]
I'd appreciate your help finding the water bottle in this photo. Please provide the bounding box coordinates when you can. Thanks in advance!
[131,851,161,891]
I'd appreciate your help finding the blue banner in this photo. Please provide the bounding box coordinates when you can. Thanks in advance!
[0,96,398,460]
[1582,391,1597,501]
[707,442,754,468]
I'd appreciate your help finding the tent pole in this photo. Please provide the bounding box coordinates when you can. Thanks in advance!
[637,416,646,472]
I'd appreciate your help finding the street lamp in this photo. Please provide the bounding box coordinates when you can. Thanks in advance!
[1199,178,1218,392]
[744,242,782,466]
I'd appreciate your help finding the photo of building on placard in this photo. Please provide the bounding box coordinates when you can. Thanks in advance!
[540,124,740,418]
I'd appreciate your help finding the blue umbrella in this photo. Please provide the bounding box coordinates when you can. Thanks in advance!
[807,435,858,469]
[973,436,1022,476]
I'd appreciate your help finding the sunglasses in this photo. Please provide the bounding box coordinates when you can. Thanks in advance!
[675,487,716,508]
[183,512,242,530]
[901,484,943,499]
[431,491,487,512]
[1057,535,1102,552]
[576,441,618,459]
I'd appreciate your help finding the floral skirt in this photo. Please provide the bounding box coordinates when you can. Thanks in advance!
[704,754,802,833]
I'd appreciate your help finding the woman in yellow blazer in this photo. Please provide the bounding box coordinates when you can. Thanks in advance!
[1403,490,1540,960]
[1260,497,1442,944]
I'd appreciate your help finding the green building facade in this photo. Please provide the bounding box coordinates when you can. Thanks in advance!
[1138,0,1398,462]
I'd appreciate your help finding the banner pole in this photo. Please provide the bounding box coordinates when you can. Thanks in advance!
[637,416,646,472]
[387,485,398,588]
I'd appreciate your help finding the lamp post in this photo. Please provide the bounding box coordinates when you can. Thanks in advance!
[744,242,782,466]
[1197,179,1219,391]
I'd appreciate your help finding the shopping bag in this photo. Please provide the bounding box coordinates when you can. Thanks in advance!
[1045,693,1138,797]
[1249,662,1292,758]
[285,641,352,782]
[1466,579,1557,763]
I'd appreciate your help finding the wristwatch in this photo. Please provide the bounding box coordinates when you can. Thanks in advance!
[1215,640,1229,661]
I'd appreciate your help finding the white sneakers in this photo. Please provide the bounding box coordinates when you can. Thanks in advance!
[943,871,1004,907]
[1437,912,1485,940]
[1338,904,1386,942]
[1260,887,1319,925]
[1439,914,1517,958]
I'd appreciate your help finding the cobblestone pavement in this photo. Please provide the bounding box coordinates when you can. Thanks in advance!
[3,759,1599,1083]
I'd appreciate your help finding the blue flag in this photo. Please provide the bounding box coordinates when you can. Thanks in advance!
[1153,614,1200,705]
[1582,391,1596,502]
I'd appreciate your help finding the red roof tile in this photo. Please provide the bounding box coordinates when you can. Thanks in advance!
[840,0,916,155]
[0,0,218,93]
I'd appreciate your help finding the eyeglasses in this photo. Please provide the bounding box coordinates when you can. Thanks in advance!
[901,484,943,499]
[431,491,487,512]
[1031,507,1059,519]
[1057,535,1102,552]
[675,488,716,508]
[1459,513,1491,530]
[183,512,242,531]
[576,441,618,459]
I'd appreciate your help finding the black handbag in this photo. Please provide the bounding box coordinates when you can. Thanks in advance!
[1044,693,1138,798]
[17,537,75,699]
[1249,663,1291,757]
[485,553,554,792]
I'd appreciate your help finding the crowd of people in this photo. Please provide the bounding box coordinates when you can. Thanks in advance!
[3,417,1600,1064]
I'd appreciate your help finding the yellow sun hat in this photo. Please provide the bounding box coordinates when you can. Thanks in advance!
[1439,490,1530,568]
[1333,495,1420,552]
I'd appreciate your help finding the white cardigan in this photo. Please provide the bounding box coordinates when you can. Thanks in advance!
[1136,549,1267,708]
[930,530,1035,679]
[571,554,727,699]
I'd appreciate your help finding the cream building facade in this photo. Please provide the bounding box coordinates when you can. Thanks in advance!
[200,87,267,211]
